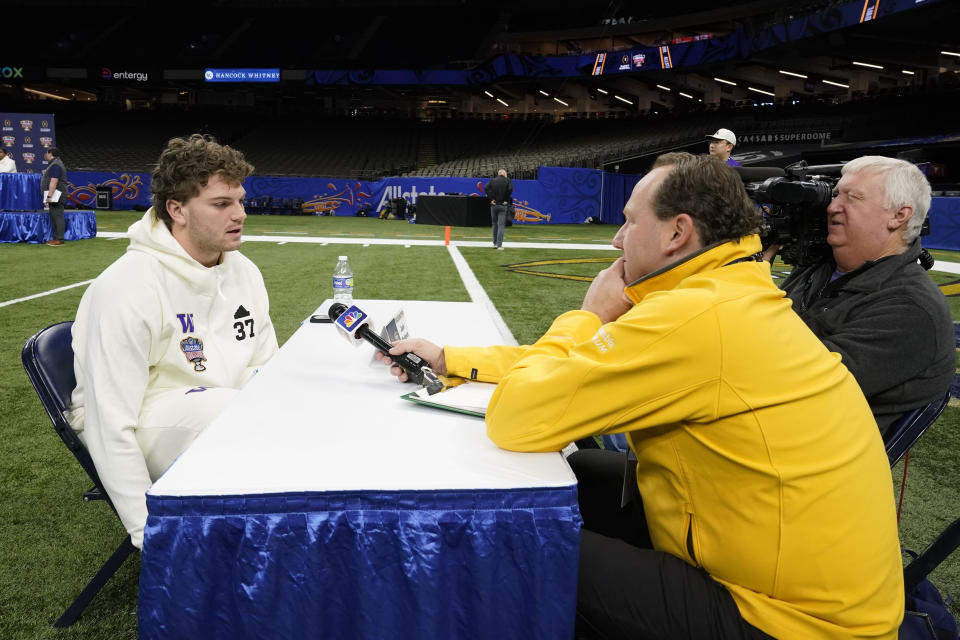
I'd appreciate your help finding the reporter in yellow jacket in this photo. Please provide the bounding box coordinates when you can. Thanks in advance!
[378,153,903,639]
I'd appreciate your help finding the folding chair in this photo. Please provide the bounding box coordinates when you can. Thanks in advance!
[885,392,951,467]
[883,392,952,527]
[21,321,137,628]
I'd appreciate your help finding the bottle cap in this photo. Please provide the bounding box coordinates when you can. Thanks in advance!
[339,255,347,260]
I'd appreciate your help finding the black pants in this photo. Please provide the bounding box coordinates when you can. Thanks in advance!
[569,449,776,640]
[48,202,65,241]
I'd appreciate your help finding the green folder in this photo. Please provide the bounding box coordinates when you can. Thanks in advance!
[399,381,496,418]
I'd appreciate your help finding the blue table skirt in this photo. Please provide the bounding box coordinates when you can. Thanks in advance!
[0,173,42,210]
[140,487,582,640]
[0,210,96,243]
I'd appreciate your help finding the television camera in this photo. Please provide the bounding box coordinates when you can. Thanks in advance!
[735,162,842,267]
[736,161,933,269]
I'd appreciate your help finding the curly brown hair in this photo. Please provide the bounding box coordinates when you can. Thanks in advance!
[151,134,254,229]
[652,153,760,246]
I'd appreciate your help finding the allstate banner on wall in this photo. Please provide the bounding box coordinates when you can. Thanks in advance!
[72,167,633,225]
[242,168,610,224]
[0,112,56,174]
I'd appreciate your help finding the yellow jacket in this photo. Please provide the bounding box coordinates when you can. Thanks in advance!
[445,235,903,639]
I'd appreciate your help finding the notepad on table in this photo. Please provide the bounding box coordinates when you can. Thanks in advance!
[401,381,496,418]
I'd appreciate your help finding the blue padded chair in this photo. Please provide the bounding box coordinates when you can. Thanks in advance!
[884,392,951,467]
[21,321,137,628]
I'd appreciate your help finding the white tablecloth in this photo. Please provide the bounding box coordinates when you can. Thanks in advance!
[139,300,581,640]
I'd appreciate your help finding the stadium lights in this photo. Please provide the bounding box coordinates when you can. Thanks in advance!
[613,95,634,105]
[902,70,915,75]
[483,90,494,98]
[713,77,737,86]
[822,79,850,88]
[678,91,694,99]
[656,84,671,91]
[496,98,509,106]
[596,88,608,94]
[24,87,69,101]
[852,61,884,69]
[747,86,775,97]
[538,90,549,96]
[778,70,808,79]
[941,50,960,57]
[553,97,569,106]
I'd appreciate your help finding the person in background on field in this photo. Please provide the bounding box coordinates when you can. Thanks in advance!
[42,147,67,245]
[485,168,513,250]
[706,128,741,167]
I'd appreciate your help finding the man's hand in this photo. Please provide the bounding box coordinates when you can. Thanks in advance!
[373,338,446,381]
[582,257,633,323]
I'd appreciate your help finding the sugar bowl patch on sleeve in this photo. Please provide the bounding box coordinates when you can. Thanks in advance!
[176,312,207,372]
[180,336,207,372]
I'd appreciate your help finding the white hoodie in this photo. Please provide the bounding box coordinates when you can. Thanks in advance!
[69,208,278,547]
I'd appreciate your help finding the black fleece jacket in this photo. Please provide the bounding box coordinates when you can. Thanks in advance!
[781,239,955,434]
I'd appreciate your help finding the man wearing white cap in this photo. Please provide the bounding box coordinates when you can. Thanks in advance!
[706,128,741,166]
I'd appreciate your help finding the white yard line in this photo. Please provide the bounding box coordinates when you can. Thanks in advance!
[12,233,960,312]
[930,260,960,275]
[92,232,619,251]
[0,280,93,308]
[446,244,518,346]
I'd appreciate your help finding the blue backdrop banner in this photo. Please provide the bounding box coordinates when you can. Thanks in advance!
[82,168,637,224]
[600,173,641,225]
[45,173,960,250]
[0,112,56,174]
[68,171,151,209]
[924,198,960,252]
[14,167,606,229]
[254,171,613,224]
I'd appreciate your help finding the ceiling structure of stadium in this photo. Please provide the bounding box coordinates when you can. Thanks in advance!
[4,0,960,115]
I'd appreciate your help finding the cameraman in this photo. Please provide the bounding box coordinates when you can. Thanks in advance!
[778,156,954,434]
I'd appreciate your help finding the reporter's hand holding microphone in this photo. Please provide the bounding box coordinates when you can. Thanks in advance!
[373,338,446,381]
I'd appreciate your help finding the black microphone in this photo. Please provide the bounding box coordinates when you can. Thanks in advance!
[328,302,444,394]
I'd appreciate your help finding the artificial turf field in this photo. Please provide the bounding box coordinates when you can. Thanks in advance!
[2,210,959,638]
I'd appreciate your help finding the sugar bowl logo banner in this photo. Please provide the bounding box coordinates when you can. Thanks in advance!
[0,112,56,174]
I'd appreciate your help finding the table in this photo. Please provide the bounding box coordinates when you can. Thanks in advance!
[139,300,581,640]
[0,172,42,210]
[416,195,490,226]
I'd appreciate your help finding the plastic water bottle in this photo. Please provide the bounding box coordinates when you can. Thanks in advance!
[333,255,354,302]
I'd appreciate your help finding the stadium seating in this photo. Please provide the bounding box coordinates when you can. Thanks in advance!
[55,107,256,172]
[230,116,418,178]
[41,84,960,183]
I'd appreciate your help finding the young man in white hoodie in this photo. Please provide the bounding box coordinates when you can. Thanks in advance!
[69,134,279,549]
